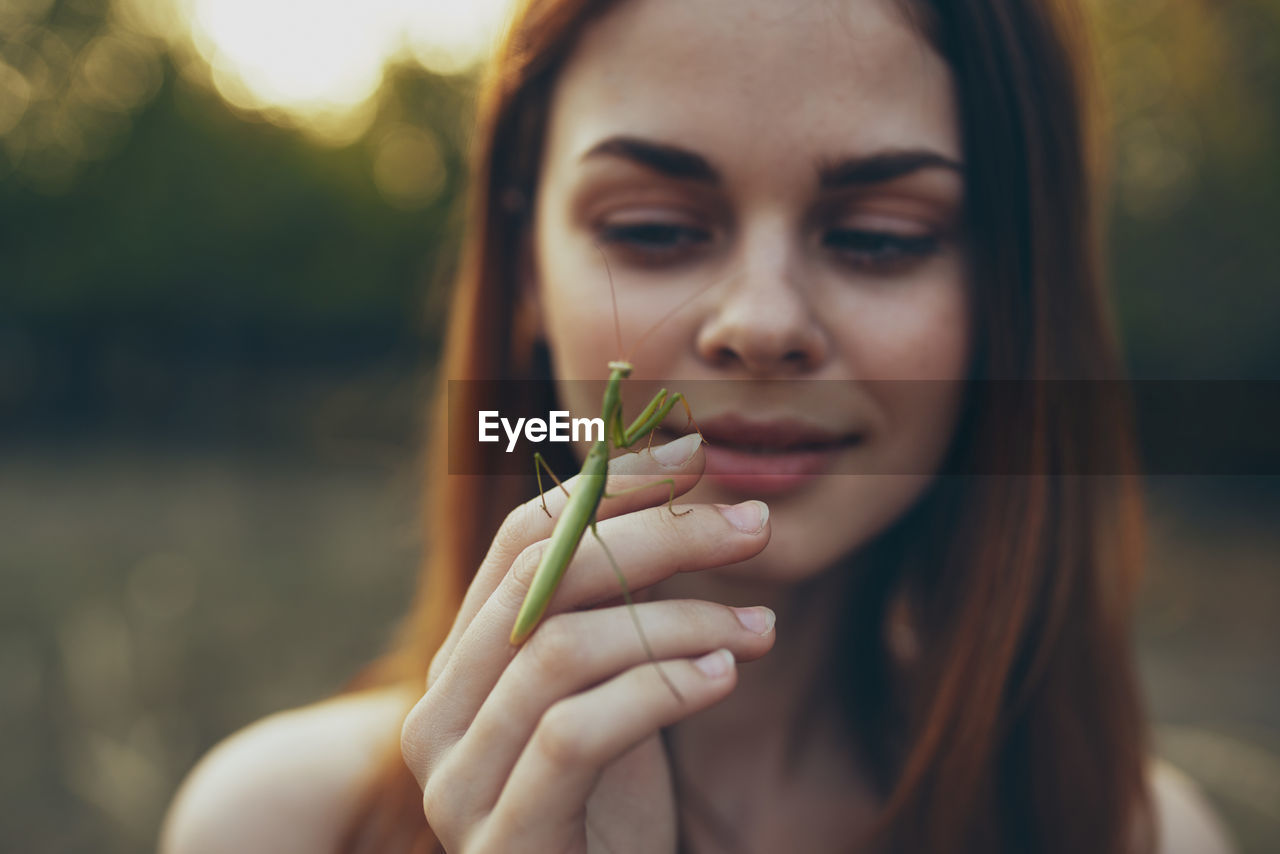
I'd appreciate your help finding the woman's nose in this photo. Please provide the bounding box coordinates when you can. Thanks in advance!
[694,236,828,375]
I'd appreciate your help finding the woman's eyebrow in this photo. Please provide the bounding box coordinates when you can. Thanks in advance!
[579,135,963,188]
[580,136,720,183]
[816,150,964,189]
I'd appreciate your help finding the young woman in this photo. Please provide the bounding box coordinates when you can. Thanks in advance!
[161,0,1234,851]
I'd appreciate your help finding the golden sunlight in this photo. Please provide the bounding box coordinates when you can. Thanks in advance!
[174,0,515,143]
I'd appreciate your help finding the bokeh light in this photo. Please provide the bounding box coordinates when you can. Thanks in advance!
[372,122,447,209]
[188,0,398,143]
[402,0,515,76]
[181,0,514,143]
[0,0,515,186]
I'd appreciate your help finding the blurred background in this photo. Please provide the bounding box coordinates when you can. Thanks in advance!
[1,0,1277,851]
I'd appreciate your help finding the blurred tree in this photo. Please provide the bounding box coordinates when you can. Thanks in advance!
[1095,0,1280,378]
[1,0,1277,434]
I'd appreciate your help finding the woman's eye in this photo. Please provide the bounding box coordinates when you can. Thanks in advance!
[596,223,711,253]
[823,229,940,271]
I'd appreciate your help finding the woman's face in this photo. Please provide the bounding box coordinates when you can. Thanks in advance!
[528,0,969,583]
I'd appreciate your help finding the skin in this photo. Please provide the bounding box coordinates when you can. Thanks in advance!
[400,0,969,850]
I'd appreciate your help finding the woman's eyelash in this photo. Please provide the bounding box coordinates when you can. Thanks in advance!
[823,229,940,268]
[596,223,710,250]
[595,222,941,272]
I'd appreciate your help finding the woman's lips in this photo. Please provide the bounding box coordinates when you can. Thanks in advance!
[702,444,852,495]
[677,414,862,496]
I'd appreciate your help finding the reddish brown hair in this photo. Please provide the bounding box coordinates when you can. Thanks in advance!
[338,1,1154,851]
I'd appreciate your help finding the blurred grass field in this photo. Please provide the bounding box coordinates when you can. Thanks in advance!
[0,434,422,854]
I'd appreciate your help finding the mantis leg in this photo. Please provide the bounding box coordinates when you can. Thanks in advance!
[618,388,669,445]
[602,477,693,517]
[589,520,684,703]
[533,452,572,518]
[622,392,705,448]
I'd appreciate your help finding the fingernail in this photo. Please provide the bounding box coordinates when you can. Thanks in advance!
[652,433,702,468]
[693,648,734,678]
[733,606,775,635]
[715,500,768,533]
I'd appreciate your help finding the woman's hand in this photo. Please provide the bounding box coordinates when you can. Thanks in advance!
[401,433,775,853]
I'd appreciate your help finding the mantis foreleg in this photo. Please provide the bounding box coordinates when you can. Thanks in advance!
[621,390,700,449]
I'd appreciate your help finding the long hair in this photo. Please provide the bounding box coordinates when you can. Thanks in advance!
[337,1,1154,852]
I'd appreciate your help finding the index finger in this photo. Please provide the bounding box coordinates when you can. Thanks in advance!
[427,433,705,687]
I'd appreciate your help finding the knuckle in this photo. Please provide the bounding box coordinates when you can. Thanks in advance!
[535,701,588,769]
[645,506,690,550]
[400,693,462,782]
[426,656,447,689]
[400,704,429,771]
[400,701,446,782]
[700,598,739,631]
[519,615,583,679]
[419,748,486,851]
[499,501,533,542]
[507,540,548,593]
[420,772,452,822]
[483,506,532,570]
[604,469,641,494]
[426,641,457,688]
[666,597,713,629]
[419,774,470,852]
[717,601,752,632]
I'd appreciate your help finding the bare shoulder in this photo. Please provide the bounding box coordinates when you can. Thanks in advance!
[1149,758,1235,854]
[159,685,419,854]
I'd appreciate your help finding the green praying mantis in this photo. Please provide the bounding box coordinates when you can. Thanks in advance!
[506,249,706,701]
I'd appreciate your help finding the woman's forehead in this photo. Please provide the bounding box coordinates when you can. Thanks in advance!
[543,0,961,182]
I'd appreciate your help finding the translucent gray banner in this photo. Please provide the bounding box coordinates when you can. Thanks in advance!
[446,380,1280,476]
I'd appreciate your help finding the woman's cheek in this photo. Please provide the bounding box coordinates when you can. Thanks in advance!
[840,273,968,479]
[541,290,617,379]
[853,278,969,382]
